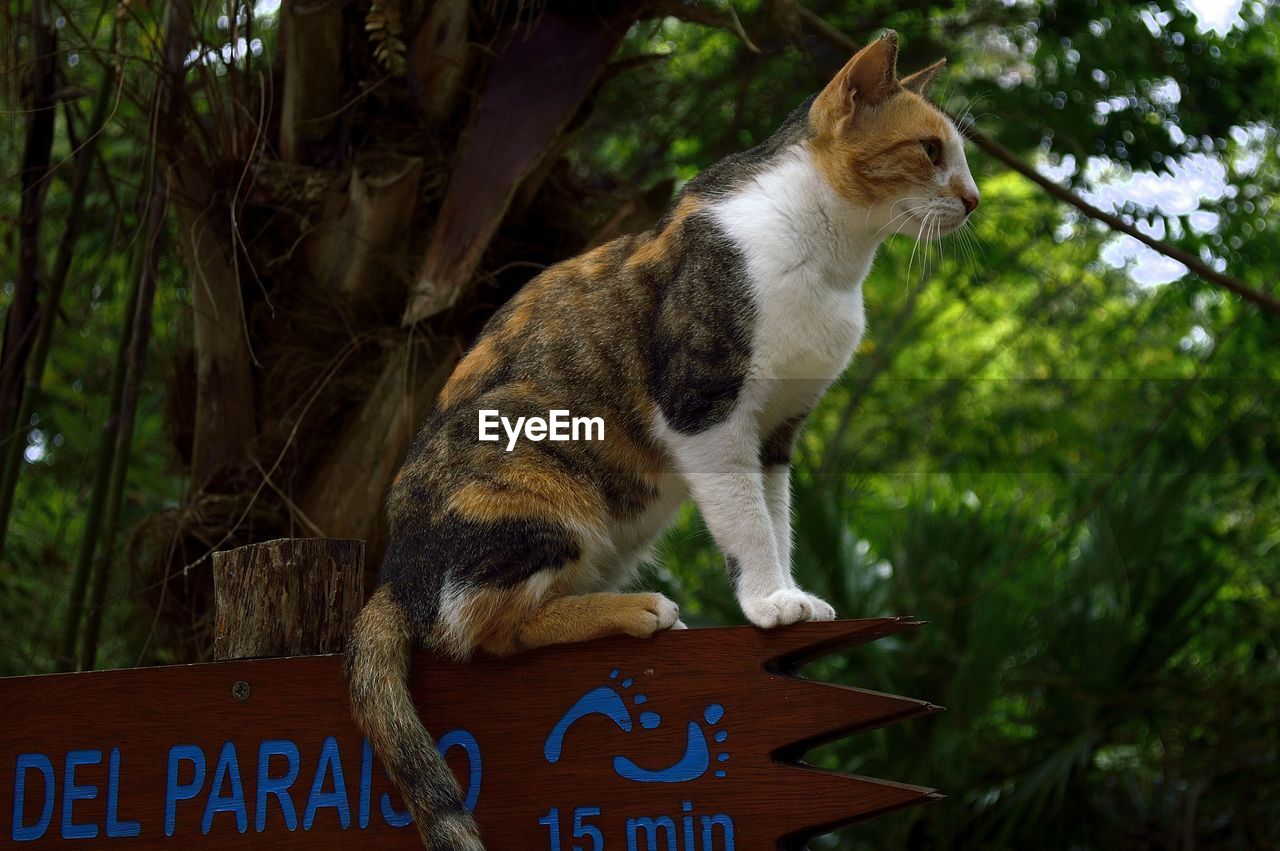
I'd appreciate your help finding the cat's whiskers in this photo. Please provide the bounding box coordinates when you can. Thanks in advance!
[907,210,935,296]
[924,212,941,270]
[872,199,930,241]
[973,225,990,263]
[877,195,931,221]
[957,220,980,275]
[953,223,973,274]
[936,216,946,274]
[952,93,990,135]
[925,211,943,280]
[906,209,936,284]
[960,214,988,266]
[937,215,949,265]
[905,214,924,281]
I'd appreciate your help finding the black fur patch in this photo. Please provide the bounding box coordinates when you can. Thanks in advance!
[382,516,581,634]
[647,212,755,434]
[725,555,741,592]
[379,541,445,640]
[761,413,809,466]
[646,98,816,436]
[595,466,659,518]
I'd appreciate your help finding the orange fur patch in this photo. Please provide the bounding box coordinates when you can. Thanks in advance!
[500,284,545,341]
[809,90,950,206]
[561,243,617,280]
[628,195,701,268]
[437,336,501,408]
[444,586,673,657]
[516,592,675,651]
[446,463,607,529]
[447,584,545,656]
[498,463,608,525]
[596,404,668,479]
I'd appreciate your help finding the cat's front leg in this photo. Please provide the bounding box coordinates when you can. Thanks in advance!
[761,415,804,579]
[757,416,837,627]
[763,465,796,582]
[756,463,836,627]
[666,419,834,629]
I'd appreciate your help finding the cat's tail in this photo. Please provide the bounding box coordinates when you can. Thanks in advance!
[344,586,485,851]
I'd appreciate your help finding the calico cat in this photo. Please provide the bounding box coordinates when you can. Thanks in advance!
[345,30,978,850]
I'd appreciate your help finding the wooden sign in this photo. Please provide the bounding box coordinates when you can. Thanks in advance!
[1,619,940,849]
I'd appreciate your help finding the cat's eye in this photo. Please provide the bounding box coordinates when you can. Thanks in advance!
[921,138,943,166]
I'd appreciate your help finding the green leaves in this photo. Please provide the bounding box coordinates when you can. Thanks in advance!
[1,0,1276,844]
[639,6,1280,842]
[366,0,407,77]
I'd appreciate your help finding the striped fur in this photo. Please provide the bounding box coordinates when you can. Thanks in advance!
[344,588,483,849]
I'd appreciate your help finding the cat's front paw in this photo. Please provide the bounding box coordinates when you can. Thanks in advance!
[623,593,683,637]
[740,589,836,629]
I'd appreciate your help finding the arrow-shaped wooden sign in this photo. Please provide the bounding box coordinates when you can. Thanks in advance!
[0,619,939,848]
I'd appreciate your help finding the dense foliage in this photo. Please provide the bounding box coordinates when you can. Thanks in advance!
[3,0,1278,848]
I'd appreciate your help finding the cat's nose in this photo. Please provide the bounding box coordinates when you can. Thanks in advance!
[959,191,979,215]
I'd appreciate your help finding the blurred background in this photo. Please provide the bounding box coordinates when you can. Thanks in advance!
[2,0,1278,847]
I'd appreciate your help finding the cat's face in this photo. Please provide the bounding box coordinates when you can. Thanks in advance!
[809,31,978,240]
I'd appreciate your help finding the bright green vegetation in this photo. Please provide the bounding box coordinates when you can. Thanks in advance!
[3,1,1278,847]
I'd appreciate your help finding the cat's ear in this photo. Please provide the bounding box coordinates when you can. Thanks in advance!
[901,58,946,95]
[815,30,901,123]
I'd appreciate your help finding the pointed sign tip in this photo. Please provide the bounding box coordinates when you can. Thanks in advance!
[766,677,941,756]
[770,764,942,842]
[765,617,924,670]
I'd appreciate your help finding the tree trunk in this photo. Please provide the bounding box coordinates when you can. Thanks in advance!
[137,2,660,661]
[0,0,58,553]
[78,189,164,671]
[306,152,424,295]
[299,337,458,542]
[172,161,258,489]
[402,6,636,324]
[279,0,343,163]
[409,0,471,122]
[213,537,365,660]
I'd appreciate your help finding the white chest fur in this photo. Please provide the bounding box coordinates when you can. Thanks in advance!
[709,145,879,426]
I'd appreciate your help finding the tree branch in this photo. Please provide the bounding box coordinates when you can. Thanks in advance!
[795,8,1280,318]
[644,0,761,54]
[960,127,1280,316]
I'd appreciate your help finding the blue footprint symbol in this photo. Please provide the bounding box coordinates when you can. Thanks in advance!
[614,703,729,782]
[545,669,638,763]
[544,670,730,782]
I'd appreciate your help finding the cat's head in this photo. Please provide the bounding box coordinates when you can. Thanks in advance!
[809,30,978,239]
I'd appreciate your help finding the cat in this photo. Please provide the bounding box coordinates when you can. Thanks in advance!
[345,29,978,850]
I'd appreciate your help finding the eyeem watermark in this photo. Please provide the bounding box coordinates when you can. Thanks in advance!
[478,409,605,451]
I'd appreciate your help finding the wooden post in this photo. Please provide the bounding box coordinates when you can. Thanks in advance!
[212,537,365,661]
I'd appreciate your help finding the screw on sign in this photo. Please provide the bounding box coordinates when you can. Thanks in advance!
[1,619,941,848]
